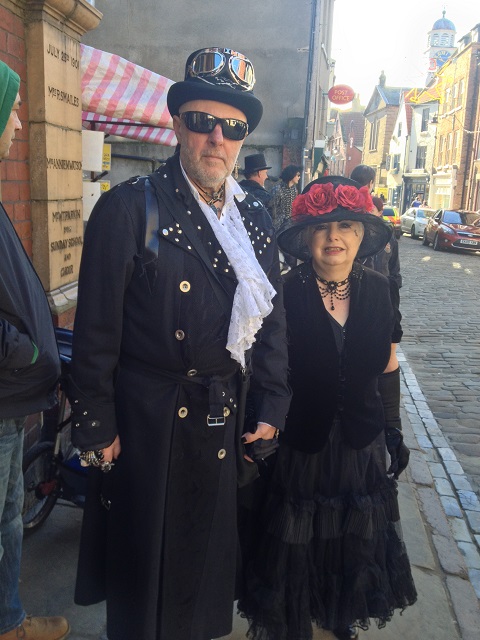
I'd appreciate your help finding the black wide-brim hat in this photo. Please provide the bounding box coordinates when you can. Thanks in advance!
[167,77,263,133]
[277,176,392,260]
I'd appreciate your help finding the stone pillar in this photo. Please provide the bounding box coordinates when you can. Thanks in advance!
[24,0,101,323]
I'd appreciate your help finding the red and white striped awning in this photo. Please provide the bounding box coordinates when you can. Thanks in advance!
[81,44,177,147]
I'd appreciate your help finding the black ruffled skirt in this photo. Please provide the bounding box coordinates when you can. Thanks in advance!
[237,419,417,640]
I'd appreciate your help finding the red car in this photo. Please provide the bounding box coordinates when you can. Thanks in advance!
[422,209,480,252]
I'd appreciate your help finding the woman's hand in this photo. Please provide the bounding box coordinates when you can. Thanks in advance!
[101,435,121,462]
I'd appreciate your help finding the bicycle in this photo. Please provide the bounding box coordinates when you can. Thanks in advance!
[21,328,87,534]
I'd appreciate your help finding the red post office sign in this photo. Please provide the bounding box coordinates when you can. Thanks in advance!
[328,85,355,105]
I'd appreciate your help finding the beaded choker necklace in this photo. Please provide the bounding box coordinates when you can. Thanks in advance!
[314,271,351,311]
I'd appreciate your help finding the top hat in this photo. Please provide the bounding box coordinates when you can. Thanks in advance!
[277,176,391,260]
[167,47,263,133]
[243,153,271,174]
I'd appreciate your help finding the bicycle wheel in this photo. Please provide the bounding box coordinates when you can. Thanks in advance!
[22,441,60,534]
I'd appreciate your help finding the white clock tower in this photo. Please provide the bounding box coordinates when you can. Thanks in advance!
[426,10,457,84]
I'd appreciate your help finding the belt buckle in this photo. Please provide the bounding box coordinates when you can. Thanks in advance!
[207,414,226,427]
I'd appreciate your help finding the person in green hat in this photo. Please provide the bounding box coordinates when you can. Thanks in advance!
[0,59,69,640]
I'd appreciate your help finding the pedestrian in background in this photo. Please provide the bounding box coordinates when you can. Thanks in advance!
[68,46,290,640]
[0,60,69,640]
[238,177,415,640]
[239,152,272,207]
[350,163,375,193]
[361,196,402,290]
[269,164,301,269]
[350,166,405,449]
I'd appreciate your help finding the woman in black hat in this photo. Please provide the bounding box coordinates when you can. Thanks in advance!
[239,178,417,640]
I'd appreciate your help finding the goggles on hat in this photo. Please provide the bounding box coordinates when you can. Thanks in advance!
[185,47,256,91]
[180,111,249,141]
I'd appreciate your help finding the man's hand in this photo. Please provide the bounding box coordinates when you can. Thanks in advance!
[242,422,278,443]
[242,422,278,462]
[101,435,121,463]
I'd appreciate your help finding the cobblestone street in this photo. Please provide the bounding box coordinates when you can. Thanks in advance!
[397,235,480,495]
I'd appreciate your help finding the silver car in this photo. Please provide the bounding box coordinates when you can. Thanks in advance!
[400,207,436,239]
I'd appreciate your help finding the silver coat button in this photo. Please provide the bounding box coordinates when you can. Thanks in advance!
[217,449,227,460]
[187,369,198,377]
[175,330,185,340]
[178,407,188,418]
[179,281,191,292]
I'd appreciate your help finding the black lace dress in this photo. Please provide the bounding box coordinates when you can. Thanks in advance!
[238,263,417,640]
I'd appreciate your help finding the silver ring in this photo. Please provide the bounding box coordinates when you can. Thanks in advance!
[99,460,114,473]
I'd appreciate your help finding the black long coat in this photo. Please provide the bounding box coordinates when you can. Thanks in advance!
[69,154,290,640]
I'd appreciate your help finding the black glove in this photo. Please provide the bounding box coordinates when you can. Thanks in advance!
[378,368,409,479]
[385,427,410,479]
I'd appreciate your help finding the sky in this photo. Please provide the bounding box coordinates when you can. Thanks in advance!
[331,1,479,107]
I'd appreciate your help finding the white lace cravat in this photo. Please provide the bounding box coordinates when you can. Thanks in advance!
[181,164,276,366]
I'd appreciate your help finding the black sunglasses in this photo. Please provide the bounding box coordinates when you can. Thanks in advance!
[180,111,248,141]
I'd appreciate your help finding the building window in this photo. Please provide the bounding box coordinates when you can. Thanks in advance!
[421,108,429,131]
[452,130,459,164]
[416,146,427,169]
[452,83,457,109]
[393,154,400,170]
[446,132,453,165]
[441,33,449,45]
[369,118,379,151]
[398,122,402,137]
[438,136,444,165]
[386,155,391,170]
[458,79,464,107]
[445,87,451,111]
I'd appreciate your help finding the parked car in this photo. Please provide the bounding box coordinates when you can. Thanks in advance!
[422,209,480,252]
[382,206,401,239]
[400,207,436,238]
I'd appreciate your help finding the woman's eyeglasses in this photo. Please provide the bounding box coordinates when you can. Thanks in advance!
[180,111,249,141]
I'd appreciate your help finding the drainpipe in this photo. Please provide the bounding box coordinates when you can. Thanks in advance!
[464,50,480,209]
[302,0,319,185]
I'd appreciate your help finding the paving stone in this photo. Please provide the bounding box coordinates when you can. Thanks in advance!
[458,491,480,512]
[432,533,468,577]
[457,541,480,570]
[444,460,466,475]
[448,576,480,640]
[467,569,480,600]
[429,462,447,479]
[450,474,474,492]
[440,495,463,518]
[407,451,433,486]
[438,447,458,462]
[416,435,433,450]
[431,434,450,448]
[465,510,480,534]
[417,487,453,538]
[434,477,455,497]
[450,517,474,543]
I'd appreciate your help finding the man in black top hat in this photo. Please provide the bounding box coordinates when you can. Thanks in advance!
[68,47,290,640]
[239,152,272,207]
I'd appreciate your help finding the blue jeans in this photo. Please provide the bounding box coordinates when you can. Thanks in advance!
[0,417,26,634]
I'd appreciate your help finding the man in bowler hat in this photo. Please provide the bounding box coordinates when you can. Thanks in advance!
[68,47,290,640]
[239,152,272,207]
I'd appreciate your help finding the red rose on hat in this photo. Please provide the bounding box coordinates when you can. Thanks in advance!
[335,184,373,212]
[292,183,337,218]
